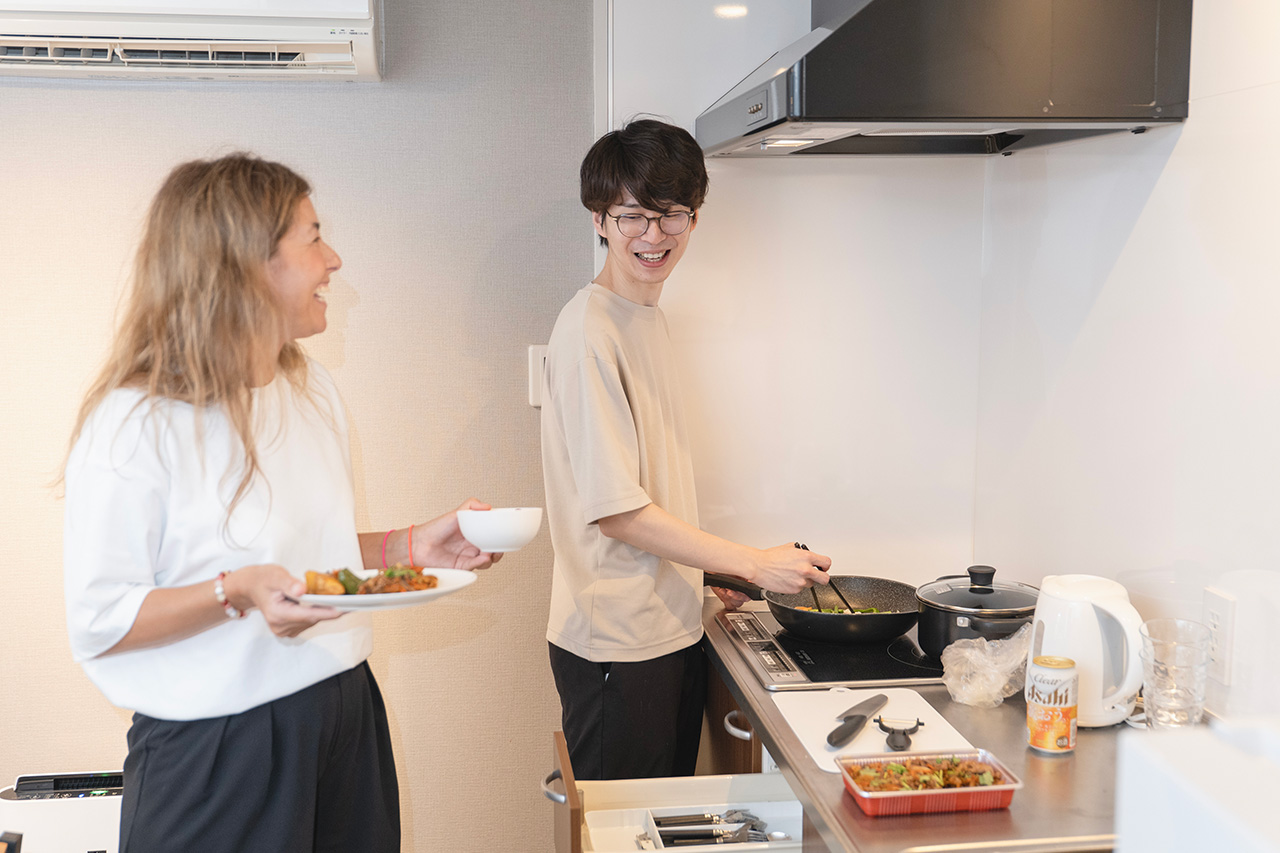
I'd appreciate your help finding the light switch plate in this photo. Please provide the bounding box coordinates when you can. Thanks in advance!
[528,345,548,408]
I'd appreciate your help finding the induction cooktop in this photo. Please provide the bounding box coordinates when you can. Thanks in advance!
[714,604,944,691]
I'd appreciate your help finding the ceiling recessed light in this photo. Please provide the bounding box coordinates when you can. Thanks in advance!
[714,5,748,19]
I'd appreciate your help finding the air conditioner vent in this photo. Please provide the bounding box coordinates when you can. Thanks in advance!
[0,36,355,73]
[0,1,381,81]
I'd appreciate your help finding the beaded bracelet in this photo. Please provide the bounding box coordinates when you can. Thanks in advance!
[214,571,246,619]
[381,528,394,569]
[407,524,415,569]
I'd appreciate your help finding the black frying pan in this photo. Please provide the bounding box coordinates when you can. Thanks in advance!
[704,572,920,644]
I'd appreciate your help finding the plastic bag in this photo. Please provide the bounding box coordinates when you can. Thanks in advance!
[939,623,1032,708]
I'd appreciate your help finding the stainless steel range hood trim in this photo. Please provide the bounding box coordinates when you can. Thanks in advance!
[707,118,1170,158]
[695,0,1192,158]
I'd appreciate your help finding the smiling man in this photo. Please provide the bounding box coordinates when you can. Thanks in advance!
[541,119,830,780]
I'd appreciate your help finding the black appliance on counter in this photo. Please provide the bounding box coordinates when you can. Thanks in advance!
[714,604,943,691]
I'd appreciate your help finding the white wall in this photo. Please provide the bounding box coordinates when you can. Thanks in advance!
[0,3,590,850]
[972,1,1280,602]
[606,1,1280,645]
[971,0,1280,715]
[608,0,986,585]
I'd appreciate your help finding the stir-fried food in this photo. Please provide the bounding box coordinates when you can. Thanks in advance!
[358,568,439,595]
[849,757,1004,792]
[794,605,882,614]
[305,566,439,596]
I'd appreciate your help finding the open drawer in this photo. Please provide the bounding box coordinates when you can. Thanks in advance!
[543,732,802,853]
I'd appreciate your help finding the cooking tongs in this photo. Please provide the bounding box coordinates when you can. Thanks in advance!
[794,542,858,613]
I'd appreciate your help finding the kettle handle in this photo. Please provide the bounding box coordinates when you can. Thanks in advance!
[1095,596,1146,711]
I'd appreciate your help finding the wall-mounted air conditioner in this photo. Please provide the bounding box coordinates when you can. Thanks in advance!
[0,0,382,81]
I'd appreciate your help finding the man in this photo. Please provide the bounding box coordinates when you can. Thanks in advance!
[541,118,831,781]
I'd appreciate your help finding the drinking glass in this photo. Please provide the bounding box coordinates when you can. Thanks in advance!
[1139,618,1210,729]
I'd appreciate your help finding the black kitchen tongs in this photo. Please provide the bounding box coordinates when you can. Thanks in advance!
[795,542,858,613]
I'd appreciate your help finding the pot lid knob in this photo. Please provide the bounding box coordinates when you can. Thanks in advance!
[967,565,996,586]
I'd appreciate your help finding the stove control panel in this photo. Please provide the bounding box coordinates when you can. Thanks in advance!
[724,612,807,684]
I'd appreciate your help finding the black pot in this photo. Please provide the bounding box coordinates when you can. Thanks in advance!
[915,565,1039,659]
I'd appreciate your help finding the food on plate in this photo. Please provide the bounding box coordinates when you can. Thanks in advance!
[358,567,439,595]
[848,757,1005,792]
[794,605,882,614]
[335,568,362,595]
[304,566,440,596]
[305,570,346,595]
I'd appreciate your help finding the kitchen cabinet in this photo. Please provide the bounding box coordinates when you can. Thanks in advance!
[545,596,1127,852]
[704,599,1124,853]
[544,731,804,852]
[700,660,762,775]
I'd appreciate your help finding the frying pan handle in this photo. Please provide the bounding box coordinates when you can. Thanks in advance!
[703,573,764,600]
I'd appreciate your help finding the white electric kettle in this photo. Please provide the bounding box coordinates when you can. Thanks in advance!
[1029,574,1145,727]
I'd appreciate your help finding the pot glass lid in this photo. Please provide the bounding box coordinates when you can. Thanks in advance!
[916,565,1039,612]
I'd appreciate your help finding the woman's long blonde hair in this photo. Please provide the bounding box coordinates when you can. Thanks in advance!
[66,153,313,517]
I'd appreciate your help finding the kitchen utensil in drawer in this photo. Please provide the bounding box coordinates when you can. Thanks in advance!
[659,825,770,845]
[838,749,1023,817]
[653,809,762,830]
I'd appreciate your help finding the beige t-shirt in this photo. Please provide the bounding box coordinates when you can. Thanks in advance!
[542,283,703,662]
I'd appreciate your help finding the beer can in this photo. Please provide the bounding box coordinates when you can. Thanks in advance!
[1026,656,1078,754]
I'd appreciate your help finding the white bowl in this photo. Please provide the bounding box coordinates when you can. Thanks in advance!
[457,507,543,553]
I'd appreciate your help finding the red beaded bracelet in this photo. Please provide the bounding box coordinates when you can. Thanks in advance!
[214,571,245,619]
[381,528,394,569]
[406,524,415,569]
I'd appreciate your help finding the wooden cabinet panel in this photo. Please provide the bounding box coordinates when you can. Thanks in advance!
[700,656,762,775]
[549,732,583,853]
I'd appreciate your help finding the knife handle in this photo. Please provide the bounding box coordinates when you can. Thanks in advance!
[653,814,720,828]
[826,714,869,748]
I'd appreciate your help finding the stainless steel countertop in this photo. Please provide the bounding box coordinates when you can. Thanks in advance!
[703,599,1119,853]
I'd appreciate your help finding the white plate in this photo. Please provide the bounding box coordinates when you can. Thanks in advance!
[298,568,477,611]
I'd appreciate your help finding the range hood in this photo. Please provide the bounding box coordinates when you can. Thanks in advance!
[695,0,1192,157]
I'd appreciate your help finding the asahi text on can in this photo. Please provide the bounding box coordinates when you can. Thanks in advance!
[1026,656,1078,754]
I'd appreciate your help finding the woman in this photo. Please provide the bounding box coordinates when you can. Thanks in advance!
[62,153,499,852]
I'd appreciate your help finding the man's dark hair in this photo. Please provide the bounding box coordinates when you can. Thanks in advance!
[581,118,709,245]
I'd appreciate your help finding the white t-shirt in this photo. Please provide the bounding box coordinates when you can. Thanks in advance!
[541,283,703,663]
[63,360,372,721]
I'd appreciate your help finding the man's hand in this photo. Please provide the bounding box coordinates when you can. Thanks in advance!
[711,586,752,610]
[748,543,832,594]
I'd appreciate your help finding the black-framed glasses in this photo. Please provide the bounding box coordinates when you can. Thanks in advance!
[604,210,696,238]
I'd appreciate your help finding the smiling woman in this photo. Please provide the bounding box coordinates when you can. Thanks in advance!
[59,152,501,853]
[265,196,341,345]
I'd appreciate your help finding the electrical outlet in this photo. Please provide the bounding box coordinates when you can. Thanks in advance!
[1203,586,1236,685]
[528,345,548,408]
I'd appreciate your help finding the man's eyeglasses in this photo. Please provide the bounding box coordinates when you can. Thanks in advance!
[604,210,696,238]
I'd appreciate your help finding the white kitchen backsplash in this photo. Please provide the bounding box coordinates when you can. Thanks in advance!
[605,0,985,582]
